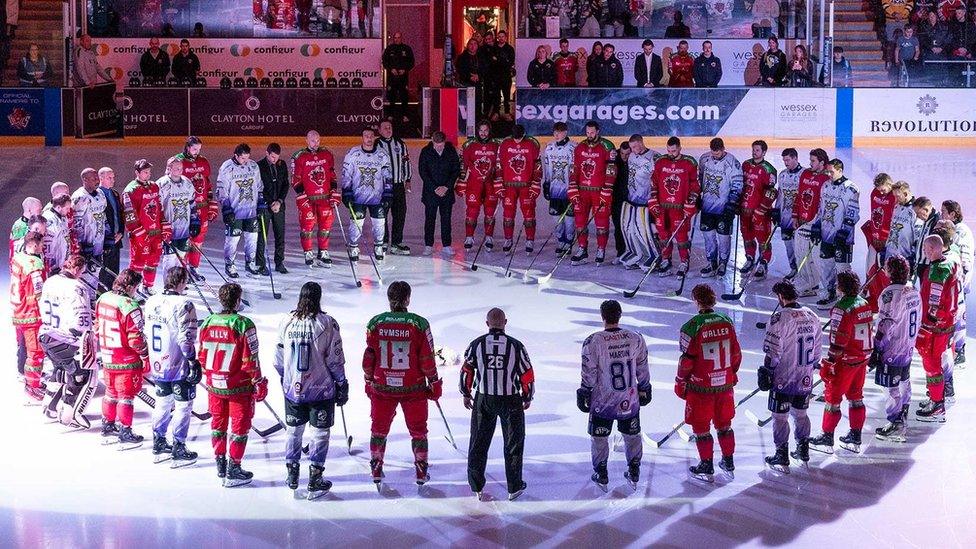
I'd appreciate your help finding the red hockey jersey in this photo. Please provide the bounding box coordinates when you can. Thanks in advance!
[862,188,897,252]
[494,137,542,193]
[291,147,339,202]
[176,152,217,219]
[677,310,742,393]
[198,312,261,396]
[122,180,168,240]
[650,153,700,213]
[920,258,960,333]
[95,291,149,371]
[553,52,578,86]
[827,295,874,365]
[457,138,499,194]
[741,159,778,215]
[9,252,46,327]
[569,137,617,202]
[669,52,694,87]
[792,169,828,226]
[363,310,437,395]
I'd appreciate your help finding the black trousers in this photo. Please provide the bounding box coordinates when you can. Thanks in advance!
[498,76,512,112]
[468,393,525,493]
[611,198,626,257]
[16,328,25,375]
[256,206,286,268]
[100,240,121,290]
[423,201,453,247]
[384,183,407,246]
[482,79,500,117]
[387,74,409,118]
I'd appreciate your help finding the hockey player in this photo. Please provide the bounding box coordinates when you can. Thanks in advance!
[199,283,268,487]
[38,254,96,427]
[176,136,217,281]
[11,232,47,400]
[539,122,575,257]
[914,234,959,422]
[697,138,742,277]
[495,124,542,254]
[341,126,393,262]
[912,197,941,278]
[217,144,267,278]
[123,159,171,294]
[42,194,73,274]
[95,268,150,447]
[885,182,919,270]
[760,280,822,472]
[143,266,201,467]
[739,140,778,279]
[792,149,830,296]
[362,281,440,485]
[568,121,615,264]
[577,300,651,490]
[457,120,500,251]
[274,282,347,498]
[156,157,201,290]
[776,148,803,278]
[618,134,656,271]
[810,159,859,309]
[9,196,42,262]
[861,174,898,312]
[649,136,700,276]
[291,130,339,267]
[809,271,874,454]
[872,256,921,442]
[676,284,741,482]
[71,168,108,300]
[460,307,535,500]
[941,200,973,366]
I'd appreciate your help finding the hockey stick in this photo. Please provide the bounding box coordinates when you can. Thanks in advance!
[539,211,595,285]
[721,224,780,301]
[522,205,571,282]
[173,249,214,314]
[99,263,151,300]
[136,378,211,421]
[258,216,282,299]
[340,405,353,454]
[665,213,698,298]
[189,244,252,307]
[503,229,523,278]
[657,383,766,448]
[623,214,690,298]
[469,236,487,271]
[344,202,383,285]
[332,204,363,288]
[252,400,286,438]
[435,400,458,450]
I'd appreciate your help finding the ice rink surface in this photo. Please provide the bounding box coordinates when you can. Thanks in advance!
[0,143,974,548]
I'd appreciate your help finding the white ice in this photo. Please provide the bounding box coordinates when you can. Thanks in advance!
[0,143,974,548]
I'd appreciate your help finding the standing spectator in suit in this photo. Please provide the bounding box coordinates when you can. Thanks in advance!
[99,167,124,290]
[527,45,556,88]
[759,35,788,86]
[585,41,604,86]
[139,37,170,84]
[418,132,461,257]
[171,39,201,84]
[693,40,723,87]
[496,31,515,121]
[635,39,663,87]
[256,143,289,274]
[382,31,415,123]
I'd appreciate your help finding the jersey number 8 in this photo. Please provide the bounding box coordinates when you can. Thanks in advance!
[610,360,633,391]
[379,339,410,370]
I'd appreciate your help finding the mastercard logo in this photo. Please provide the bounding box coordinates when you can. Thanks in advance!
[95,44,110,55]
[107,67,125,80]
[314,68,334,79]
[300,44,320,57]
[244,67,265,79]
[166,44,179,56]
[230,45,251,57]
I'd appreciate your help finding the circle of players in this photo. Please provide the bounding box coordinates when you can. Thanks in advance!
[7,123,970,499]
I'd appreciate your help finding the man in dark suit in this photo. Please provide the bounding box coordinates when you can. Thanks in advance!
[634,39,663,87]
[256,143,290,273]
[99,166,124,290]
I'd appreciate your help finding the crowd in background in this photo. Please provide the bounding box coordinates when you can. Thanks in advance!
[455,30,517,121]
[883,0,976,86]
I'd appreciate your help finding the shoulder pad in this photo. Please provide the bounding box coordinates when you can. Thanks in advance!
[769,311,781,326]
[762,161,777,174]
[880,289,894,304]
[599,138,615,151]
[290,149,305,159]
[682,154,699,166]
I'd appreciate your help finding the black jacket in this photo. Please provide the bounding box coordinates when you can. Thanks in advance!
[693,54,722,87]
[634,52,663,87]
[140,50,170,81]
[496,43,516,81]
[382,43,415,75]
[592,56,624,87]
[456,50,480,86]
[419,142,461,206]
[101,186,124,242]
[759,49,788,86]
[586,54,602,86]
[171,51,200,81]
[257,157,289,205]
[478,44,500,84]
[527,59,556,87]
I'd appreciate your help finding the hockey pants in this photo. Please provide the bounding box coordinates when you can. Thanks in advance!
[548,199,576,249]
[573,191,609,250]
[740,212,772,262]
[655,208,692,264]
[820,363,866,432]
[917,329,951,402]
[297,196,335,253]
[224,218,258,267]
[152,381,196,443]
[685,390,735,460]
[369,392,428,468]
[467,394,526,493]
[209,392,255,463]
[700,212,733,265]
[102,370,143,428]
[129,234,163,288]
[953,291,968,359]
[15,325,43,388]
[818,241,852,300]
[502,186,538,242]
[348,204,386,248]
[464,182,499,239]
[620,202,655,267]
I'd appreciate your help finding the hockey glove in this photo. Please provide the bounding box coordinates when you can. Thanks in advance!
[222,204,235,226]
[673,378,688,400]
[189,215,201,237]
[769,208,781,226]
[638,383,652,406]
[819,359,836,381]
[335,379,349,406]
[869,349,883,372]
[809,222,822,245]
[160,224,173,243]
[185,359,203,385]
[542,181,552,201]
[575,387,591,413]
[207,203,219,222]
[253,377,269,402]
[426,377,443,401]
[723,200,739,218]
[342,189,355,205]
[757,366,773,391]
[80,241,96,258]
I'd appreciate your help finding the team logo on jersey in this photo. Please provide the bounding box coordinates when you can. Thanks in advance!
[358,166,378,188]
[703,172,722,196]
[172,198,191,221]
[823,201,839,224]
[579,158,596,181]
[309,165,328,186]
[782,188,797,208]
[145,198,159,223]
[473,156,493,177]
[550,159,569,182]
[664,174,681,196]
[509,154,527,176]
[238,178,254,203]
[871,206,884,229]
[799,188,815,210]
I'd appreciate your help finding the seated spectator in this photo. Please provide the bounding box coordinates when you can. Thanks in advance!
[693,40,722,88]
[585,42,603,86]
[192,22,205,38]
[759,35,788,86]
[786,44,816,87]
[895,25,922,84]
[161,23,176,37]
[171,39,201,84]
[922,9,952,83]
[752,0,780,38]
[579,7,601,38]
[455,38,480,87]
[939,0,964,21]
[72,34,113,87]
[635,39,663,87]
[820,46,854,87]
[553,38,579,87]
[668,40,695,87]
[665,11,692,38]
[140,37,170,84]
[527,45,555,88]
[17,44,54,87]
[948,7,975,52]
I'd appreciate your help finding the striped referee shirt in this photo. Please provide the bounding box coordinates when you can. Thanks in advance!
[460,329,535,400]
[377,136,411,185]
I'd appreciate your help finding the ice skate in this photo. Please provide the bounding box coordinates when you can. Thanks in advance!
[307,464,332,500]
[348,246,360,262]
[571,247,588,266]
[875,421,907,443]
[484,236,494,251]
[753,260,768,280]
[656,259,673,277]
[716,262,727,277]
[508,481,527,501]
[152,435,173,464]
[245,260,261,276]
[790,438,810,464]
[502,239,513,253]
[317,250,332,268]
[689,459,714,483]
[224,262,239,279]
[170,441,197,469]
[441,246,454,257]
[422,245,433,256]
[305,251,316,266]
[415,461,430,486]
[595,248,605,265]
[700,261,719,277]
[944,379,955,400]
[370,459,385,489]
[808,432,834,454]
[624,459,640,490]
[525,240,534,253]
[223,462,253,488]
[798,285,819,298]
[785,261,798,280]
[286,462,300,490]
[916,400,946,422]
[954,348,966,368]
[765,445,790,474]
[100,420,120,445]
[117,426,144,451]
[718,455,734,478]
[463,237,474,250]
[676,261,689,277]
[591,463,609,493]
[24,385,43,403]
[816,291,837,310]
[188,266,205,282]
[839,429,862,453]
[215,455,227,479]
[374,244,385,261]
[739,256,755,274]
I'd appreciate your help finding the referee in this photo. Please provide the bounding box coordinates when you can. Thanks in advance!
[378,118,412,255]
[460,308,535,501]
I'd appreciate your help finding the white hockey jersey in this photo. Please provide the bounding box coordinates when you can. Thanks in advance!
[953,221,974,290]
[776,165,804,231]
[541,139,576,201]
[814,176,860,244]
[762,304,822,395]
[70,186,107,256]
[875,283,921,368]
[41,209,71,273]
[340,146,393,206]
[698,151,742,215]
[143,291,198,382]
[626,149,656,205]
[581,328,650,420]
[886,201,919,261]
[274,312,347,403]
[39,273,92,346]
[157,174,198,242]
[216,158,264,219]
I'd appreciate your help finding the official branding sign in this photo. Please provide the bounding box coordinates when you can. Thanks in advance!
[121,88,190,136]
[853,89,976,137]
[95,38,383,87]
[0,88,45,136]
